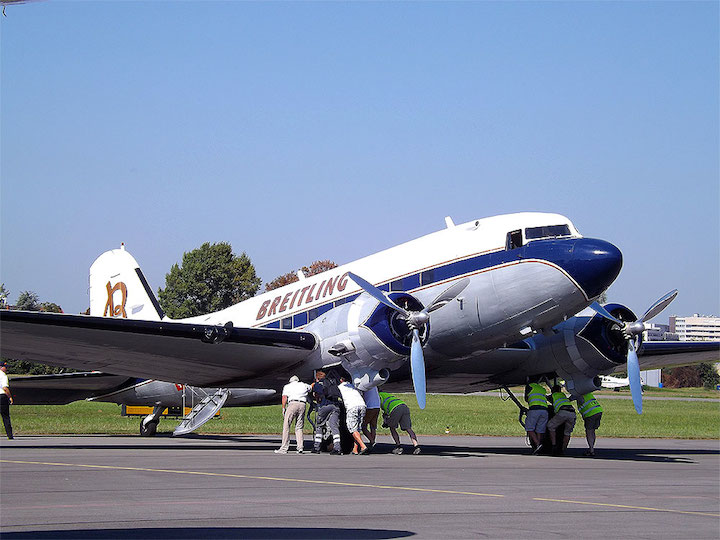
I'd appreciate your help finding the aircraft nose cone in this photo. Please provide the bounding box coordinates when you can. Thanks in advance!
[568,238,623,299]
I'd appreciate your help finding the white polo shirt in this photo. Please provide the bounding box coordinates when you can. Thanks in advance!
[282,380,311,402]
[0,370,8,390]
[338,382,366,409]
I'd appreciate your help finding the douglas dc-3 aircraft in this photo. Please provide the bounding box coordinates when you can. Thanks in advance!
[2,212,718,435]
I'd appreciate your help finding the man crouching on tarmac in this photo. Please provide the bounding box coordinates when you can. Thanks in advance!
[311,370,343,455]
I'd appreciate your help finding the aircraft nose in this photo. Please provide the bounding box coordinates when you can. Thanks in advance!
[567,238,623,299]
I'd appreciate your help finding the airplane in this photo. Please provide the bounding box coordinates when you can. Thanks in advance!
[600,374,639,390]
[2,212,718,430]
[8,371,276,436]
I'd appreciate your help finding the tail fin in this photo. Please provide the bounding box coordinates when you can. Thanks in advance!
[89,244,164,321]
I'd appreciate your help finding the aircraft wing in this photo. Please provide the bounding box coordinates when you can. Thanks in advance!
[636,340,720,370]
[0,311,317,387]
[9,371,134,405]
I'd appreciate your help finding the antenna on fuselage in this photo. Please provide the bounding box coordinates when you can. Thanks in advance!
[444,216,455,228]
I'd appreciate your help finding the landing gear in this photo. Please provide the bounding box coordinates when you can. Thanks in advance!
[140,419,158,437]
[139,404,164,437]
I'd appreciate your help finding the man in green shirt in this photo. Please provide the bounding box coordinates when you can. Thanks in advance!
[379,391,420,455]
[577,393,603,457]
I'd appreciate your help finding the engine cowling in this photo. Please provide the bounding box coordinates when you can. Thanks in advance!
[529,303,639,396]
[305,292,427,390]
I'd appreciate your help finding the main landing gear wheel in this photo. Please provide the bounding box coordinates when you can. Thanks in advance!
[140,419,158,437]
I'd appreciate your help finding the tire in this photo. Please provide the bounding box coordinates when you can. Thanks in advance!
[140,419,158,437]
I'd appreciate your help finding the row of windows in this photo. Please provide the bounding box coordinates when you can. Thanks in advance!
[260,237,567,330]
[261,252,498,329]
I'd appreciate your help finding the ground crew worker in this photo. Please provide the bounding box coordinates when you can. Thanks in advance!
[0,361,13,440]
[546,385,576,455]
[311,370,342,455]
[338,377,369,455]
[361,386,380,449]
[378,391,420,454]
[274,375,311,454]
[577,392,603,456]
[524,380,548,454]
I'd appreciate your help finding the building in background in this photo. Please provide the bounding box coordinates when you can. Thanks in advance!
[643,322,678,342]
[669,315,720,341]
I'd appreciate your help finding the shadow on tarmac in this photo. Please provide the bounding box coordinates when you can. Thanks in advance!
[0,527,415,539]
[4,436,717,464]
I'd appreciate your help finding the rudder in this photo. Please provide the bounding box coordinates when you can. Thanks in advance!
[89,244,164,321]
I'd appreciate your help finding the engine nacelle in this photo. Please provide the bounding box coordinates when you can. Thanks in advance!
[528,303,639,397]
[305,291,427,385]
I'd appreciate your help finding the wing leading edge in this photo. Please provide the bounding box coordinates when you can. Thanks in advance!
[0,310,317,387]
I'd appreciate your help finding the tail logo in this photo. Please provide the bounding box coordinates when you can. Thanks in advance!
[104,281,128,318]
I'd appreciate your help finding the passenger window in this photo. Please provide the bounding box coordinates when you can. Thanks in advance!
[506,230,523,250]
[308,308,319,322]
[281,317,293,329]
[390,279,404,292]
[421,269,435,285]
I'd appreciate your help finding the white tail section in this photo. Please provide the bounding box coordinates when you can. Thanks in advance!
[89,245,164,321]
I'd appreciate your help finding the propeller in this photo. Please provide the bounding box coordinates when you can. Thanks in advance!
[347,273,470,409]
[590,289,678,414]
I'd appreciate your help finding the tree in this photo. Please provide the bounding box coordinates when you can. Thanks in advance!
[1,291,70,374]
[265,260,338,291]
[663,363,719,389]
[15,291,40,311]
[39,302,63,313]
[158,242,261,319]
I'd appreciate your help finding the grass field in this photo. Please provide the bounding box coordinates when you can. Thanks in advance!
[9,390,720,439]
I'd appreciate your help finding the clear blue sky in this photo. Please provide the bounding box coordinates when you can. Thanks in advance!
[1,1,718,320]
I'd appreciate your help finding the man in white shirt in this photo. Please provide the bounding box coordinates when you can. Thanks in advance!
[338,376,369,455]
[275,375,311,454]
[0,361,14,439]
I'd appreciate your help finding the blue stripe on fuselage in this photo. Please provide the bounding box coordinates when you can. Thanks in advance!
[261,237,621,328]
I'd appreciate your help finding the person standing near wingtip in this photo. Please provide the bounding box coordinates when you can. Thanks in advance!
[275,375,311,454]
[577,392,603,457]
[0,361,14,439]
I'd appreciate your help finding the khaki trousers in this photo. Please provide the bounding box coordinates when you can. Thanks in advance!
[279,400,306,452]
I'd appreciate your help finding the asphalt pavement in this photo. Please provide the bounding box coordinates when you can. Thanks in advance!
[1,434,718,539]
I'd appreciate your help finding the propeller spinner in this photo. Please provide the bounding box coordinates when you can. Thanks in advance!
[590,289,678,414]
[348,273,470,409]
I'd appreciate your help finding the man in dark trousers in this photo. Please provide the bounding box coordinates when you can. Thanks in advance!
[0,361,14,439]
[311,370,343,454]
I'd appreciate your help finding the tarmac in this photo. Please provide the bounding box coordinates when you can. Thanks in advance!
[1,434,718,539]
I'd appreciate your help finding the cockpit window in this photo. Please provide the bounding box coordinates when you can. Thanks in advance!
[525,224,571,240]
[506,229,523,250]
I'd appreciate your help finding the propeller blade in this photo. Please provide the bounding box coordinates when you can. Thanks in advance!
[639,289,678,324]
[426,278,471,313]
[410,329,426,409]
[589,301,625,327]
[347,272,410,317]
[627,340,643,414]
